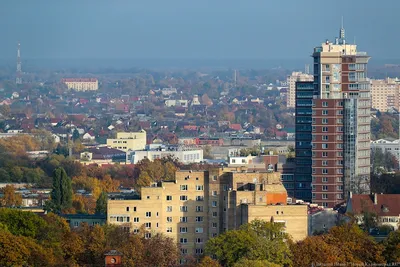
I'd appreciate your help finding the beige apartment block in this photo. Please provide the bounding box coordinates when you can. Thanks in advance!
[107,168,308,261]
[287,72,313,108]
[370,78,400,112]
[106,130,147,151]
[61,78,99,91]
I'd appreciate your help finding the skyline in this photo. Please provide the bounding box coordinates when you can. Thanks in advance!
[1,0,399,67]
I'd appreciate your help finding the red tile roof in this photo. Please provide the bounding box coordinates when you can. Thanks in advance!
[349,194,400,217]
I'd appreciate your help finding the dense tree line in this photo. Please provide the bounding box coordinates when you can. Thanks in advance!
[1,210,399,267]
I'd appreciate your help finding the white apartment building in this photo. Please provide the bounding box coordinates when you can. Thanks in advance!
[127,145,203,164]
[286,72,313,108]
[370,138,400,162]
[61,78,99,91]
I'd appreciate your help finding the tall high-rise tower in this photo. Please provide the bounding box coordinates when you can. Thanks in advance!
[294,25,371,208]
[16,42,22,84]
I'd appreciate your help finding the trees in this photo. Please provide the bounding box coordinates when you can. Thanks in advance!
[382,229,400,262]
[95,191,107,215]
[205,220,291,267]
[49,167,72,212]
[0,185,22,207]
[196,256,221,267]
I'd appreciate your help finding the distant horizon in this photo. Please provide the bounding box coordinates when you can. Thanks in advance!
[1,57,399,71]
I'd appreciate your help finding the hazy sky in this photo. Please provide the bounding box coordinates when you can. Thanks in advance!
[0,0,399,61]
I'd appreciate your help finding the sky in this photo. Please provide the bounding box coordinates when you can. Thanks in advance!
[0,0,399,67]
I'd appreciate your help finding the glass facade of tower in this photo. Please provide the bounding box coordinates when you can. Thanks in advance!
[293,81,314,201]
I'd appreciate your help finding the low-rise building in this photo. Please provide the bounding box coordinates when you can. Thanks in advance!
[106,130,147,152]
[370,138,400,162]
[346,193,400,230]
[127,145,203,164]
[60,214,107,228]
[78,147,126,165]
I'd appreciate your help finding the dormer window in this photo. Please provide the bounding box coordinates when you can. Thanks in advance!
[381,205,389,213]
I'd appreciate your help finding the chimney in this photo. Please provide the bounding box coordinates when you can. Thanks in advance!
[349,191,352,199]
[374,193,378,205]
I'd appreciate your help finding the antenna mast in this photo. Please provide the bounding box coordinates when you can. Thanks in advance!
[16,42,22,84]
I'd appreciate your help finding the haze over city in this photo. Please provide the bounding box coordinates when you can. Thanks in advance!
[1,0,400,68]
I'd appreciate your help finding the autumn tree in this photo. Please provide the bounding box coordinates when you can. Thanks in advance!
[141,233,180,267]
[0,185,22,207]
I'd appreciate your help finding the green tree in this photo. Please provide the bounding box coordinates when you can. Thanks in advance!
[382,229,400,263]
[50,167,73,212]
[95,191,108,215]
[233,258,280,267]
[0,208,46,238]
[206,220,291,267]
[72,129,80,141]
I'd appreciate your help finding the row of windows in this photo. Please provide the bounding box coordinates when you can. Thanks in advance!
[166,195,205,201]
[312,185,343,191]
[313,168,343,174]
[180,185,204,191]
[312,177,344,183]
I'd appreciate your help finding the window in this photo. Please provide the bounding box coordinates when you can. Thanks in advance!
[133,217,139,223]
[212,222,218,228]
[145,233,151,239]
[337,185,343,191]
[196,238,203,244]
[166,217,172,223]
[322,127,328,132]
[126,207,130,212]
[145,222,151,228]
[196,216,204,222]
[166,195,172,201]
[133,207,137,212]
[180,195,188,201]
[322,144,328,149]
[180,206,188,212]
[165,227,172,233]
[180,248,188,254]
[312,193,316,199]
[166,206,172,212]
[322,101,328,107]
[212,201,217,207]
[312,185,316,191]
[196,206,204,212]
[322,152,328,157]
[212,191,217,196]
[180,238,188,244]
[180,227,188,233]
[322,160,328,166]
[322,185,328,191]
[322,118,328,124]
[180,217,188,223]
[322,135,328,141]
[213,175,217,181]
[212,211,218,217]
[337,144,343,149]
[322,110,328,115]
[322,202,328,207]
[196,185,204,191]
[196,196,204,201]
[322,177,328,183]
[146,196,150,199]
[180,185,188,191]
[322,169,328,174]
[145,212,151,218]
[133,228,139,234]
[322,194,328,199]
[195,227,204,233]
[195,248,204,255]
